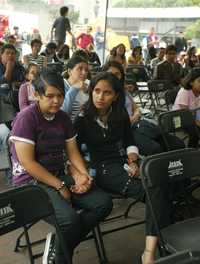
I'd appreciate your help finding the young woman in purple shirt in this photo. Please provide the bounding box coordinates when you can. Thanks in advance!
[10,69,112,264]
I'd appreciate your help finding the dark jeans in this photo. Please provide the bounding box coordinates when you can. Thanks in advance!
[38,174,112,264]
[185,126,200,148]
[95,162,171,236]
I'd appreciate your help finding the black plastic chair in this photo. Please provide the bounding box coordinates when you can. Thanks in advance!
[158,109,200,207]
[154,250,200,264]
[158,109,198,149]
[164,87,180,111]
[147,80,175,116]
[0,185,72,264]
[47,62,64,74]
[140,148,200,257]
[126,65,150,82]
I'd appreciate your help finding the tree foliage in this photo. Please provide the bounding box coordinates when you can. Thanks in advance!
[185,19,200,39]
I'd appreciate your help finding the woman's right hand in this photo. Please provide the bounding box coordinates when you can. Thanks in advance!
[72,80,86,90]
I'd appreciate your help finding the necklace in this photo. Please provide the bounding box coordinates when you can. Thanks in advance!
[43,114,55,121]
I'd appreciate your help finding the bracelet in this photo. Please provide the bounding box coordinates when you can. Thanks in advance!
[57,181,66,192]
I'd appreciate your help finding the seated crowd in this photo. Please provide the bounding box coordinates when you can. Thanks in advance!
[1,19,200,264]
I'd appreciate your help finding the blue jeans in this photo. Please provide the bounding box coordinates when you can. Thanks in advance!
[38,174,112,264]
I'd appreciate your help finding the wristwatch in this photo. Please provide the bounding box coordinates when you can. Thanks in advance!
[57,181,66,191]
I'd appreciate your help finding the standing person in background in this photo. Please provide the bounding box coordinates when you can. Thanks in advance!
[130,32,140,50]
[94,26,104,64]
[76,26,94,50]
[12,26,23,60]
[51,6,73,49]
[175,31,187,54]
[147,27,159,50]
[31,29,42,42]
[146,27,159,63]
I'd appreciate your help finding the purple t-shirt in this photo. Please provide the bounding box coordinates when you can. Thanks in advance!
[10,103,75,186]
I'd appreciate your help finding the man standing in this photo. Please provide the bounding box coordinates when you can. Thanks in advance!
[94,26,104,64]
[76,26,94,50]
[175,31,187,54]
[51,6,73,49]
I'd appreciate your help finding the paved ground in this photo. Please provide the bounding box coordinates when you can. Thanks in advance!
[0,171,146,264]
[1,170,200,264]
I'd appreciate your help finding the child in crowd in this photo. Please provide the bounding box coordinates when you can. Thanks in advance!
[74,72,172,264]
[18,63,39,110]
[61,56,89,122]
[9,69,112,264]
[173,67,200,147]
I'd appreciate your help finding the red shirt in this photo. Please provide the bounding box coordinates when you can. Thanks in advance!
[76,33,94,49]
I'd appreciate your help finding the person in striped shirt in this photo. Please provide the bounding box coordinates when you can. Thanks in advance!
[23,39,47,70]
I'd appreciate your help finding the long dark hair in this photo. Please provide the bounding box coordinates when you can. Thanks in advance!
[111,43,126,60]
[182,67,200,90]
[101,60,125,86]
[84,72,126,125]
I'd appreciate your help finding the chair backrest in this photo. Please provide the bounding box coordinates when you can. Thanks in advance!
[147,79,174,93]
[0,185,55,235]
[158,109,196,134]
[164,87,180,110]
[140,148,200,247]
[0,184,72,263]
[126,65,150,82]
[141,148,200,188]
[154,250,200,264]
[158,109,198,150]
[47,62,63,74]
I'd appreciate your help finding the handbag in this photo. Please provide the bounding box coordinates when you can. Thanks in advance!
[132,119,161,139]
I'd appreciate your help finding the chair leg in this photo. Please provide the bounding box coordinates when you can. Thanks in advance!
[23,226,35,264]
[14,222,46,252]
[124,199,140,218]
[92,225,109,264]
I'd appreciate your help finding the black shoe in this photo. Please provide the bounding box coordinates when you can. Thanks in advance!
[43,232,56,264]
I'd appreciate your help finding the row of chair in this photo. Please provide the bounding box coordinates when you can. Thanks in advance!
[1,108,200,263]
[1,147,200,263]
